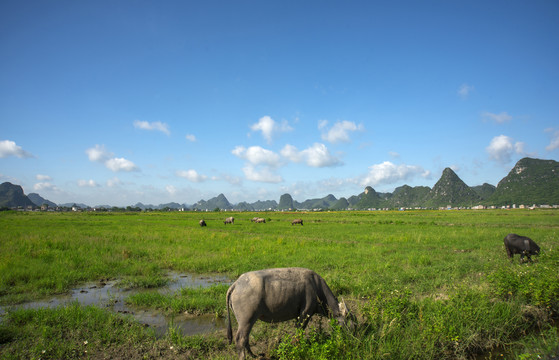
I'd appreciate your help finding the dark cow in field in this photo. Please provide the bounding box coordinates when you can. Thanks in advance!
[199,219,207,227]
[291,219,303,226]
[224,217,234,225]
[504,233,540,263]
[226,267,352,360]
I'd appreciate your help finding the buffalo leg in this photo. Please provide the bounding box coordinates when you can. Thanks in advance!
[235,321,256,359]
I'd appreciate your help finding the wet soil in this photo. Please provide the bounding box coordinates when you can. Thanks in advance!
[0,272,231,337]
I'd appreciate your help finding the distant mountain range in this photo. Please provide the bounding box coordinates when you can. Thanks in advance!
[2,157,558,211]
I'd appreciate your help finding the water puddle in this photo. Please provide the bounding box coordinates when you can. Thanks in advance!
[0,272,231,337]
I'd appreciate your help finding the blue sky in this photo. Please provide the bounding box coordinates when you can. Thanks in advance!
[1,1,558,206]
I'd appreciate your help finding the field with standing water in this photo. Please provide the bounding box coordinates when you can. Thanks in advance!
[0,210,558,359]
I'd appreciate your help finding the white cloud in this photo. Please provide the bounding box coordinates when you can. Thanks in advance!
[232,145,284,183]
[482,111,512,124]
[282,143,342,168]
[301,143,342,167]
[232,145,282,167]
[185,134,196,142]
[176,169,208,182]
[33,182,59,192]
[458,84,474,99]
[361,161,430,187]
[545,128,559,152]
[86,145,138,172]
[78,179,99,187]
[0,140,34,158]
[36,174,52,181]
[107,177,122,187]
[280,144,302,162]
[486,135,526,163]
[250,116,292,143]
[320,120,364,143]
[166,185,177,195]
[134,120,170,136]
[242,164,283,183]
[86,144,112,162]
[105,158,138,172]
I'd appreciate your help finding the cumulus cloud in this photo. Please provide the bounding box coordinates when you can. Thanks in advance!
[458,84,474,99]
[78,179,99,187]
[482,111,512,124]
[545,128,559,152]
[134,120,170,135]
[176,169,208,182]
[280,144,301,162]
[361,161,430,187]
[36,174,52,181]
[185,134,196,142]
[86,144,111,162]
[33,182,59,192]
[232,145,284,183]
[107,177,122,187]
[166,185,177,195]
[105,158,138,172]
[232,145,282,167]
[319,120,364,143]
[281,143,342,167]
[486,135,526,163]
[301,143,342,167]
[86,145,138,172]
[250,116,292,143]
[0,140,34,158]
[242,164,283,183]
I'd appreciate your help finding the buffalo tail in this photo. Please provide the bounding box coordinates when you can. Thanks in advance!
[226,284,234,344]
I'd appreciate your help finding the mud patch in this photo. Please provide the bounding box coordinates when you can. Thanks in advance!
[1,272,231,337]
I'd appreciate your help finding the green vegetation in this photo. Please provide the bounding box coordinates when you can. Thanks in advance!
[489,157,559,206]
[1,210,558,359]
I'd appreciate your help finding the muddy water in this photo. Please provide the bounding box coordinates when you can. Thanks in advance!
[1,273,231,337]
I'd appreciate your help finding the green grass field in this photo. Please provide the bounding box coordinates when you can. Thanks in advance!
[0,210,558,359]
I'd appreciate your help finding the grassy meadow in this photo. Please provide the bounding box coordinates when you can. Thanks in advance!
[0,209,558,359]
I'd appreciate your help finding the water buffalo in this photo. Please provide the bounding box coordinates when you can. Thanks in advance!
[255,218,266,223]
[504,233,540,263]
[199,219,207,227]
[291,219,303,225]
[224,217,234,225]
[251,217,259,222]
[226,267,351,359]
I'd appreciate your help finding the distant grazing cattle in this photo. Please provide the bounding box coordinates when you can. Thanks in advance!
[255,218,266,223]
[199,219,207,227]
[251,217,259,222]
[504,233,540,263]
[226,267,352,360]
[291,219,303,226]
[224,217,234,225]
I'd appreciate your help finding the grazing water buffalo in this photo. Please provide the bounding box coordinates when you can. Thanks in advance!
[251,217,259,222]
[199,219,207,227]
[504,233,540,263]
[226,267,351,359]
[291,219,303,225]
[224,217,234,225]
[255,218,266,223]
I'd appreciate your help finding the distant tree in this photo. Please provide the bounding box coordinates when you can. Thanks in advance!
[214,207,220,212]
